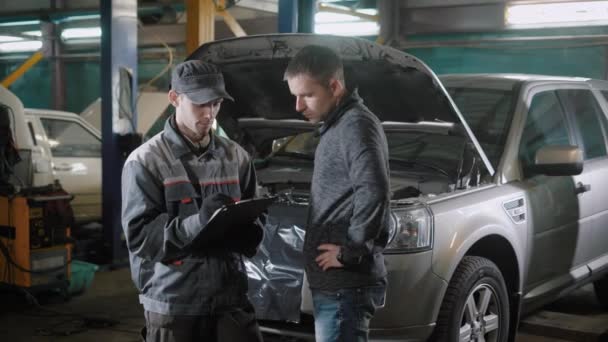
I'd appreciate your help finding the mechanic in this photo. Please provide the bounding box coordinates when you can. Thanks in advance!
[122,60,263,342]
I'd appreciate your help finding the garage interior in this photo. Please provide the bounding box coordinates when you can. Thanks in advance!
[1,0,608,341]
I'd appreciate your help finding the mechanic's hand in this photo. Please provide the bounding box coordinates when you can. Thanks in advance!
[200,193,234,225]
[316,244,344,271]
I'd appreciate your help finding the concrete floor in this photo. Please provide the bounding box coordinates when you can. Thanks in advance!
[0,267,606,341]
[519,284,608,342]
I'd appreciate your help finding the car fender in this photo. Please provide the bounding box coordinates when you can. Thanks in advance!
[429,188,526,294]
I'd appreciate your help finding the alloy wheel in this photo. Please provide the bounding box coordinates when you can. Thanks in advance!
[458,283,501,342]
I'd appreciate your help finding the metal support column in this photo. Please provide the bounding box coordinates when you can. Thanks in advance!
[279,0,317,33]
[278,0,316,34]
[101,0,138,265]
[51,0,65,110]
[278,0,298,33]
[378,0,402,46]
[297,0,316,33]
[186,0,215,55]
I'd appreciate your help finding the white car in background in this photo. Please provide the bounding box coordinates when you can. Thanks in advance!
[24,92,175,224]
[4,87,167,225]
[25,108,102,224]
[1,85,101,224]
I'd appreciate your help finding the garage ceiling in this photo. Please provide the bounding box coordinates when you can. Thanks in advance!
[0,0,607,52]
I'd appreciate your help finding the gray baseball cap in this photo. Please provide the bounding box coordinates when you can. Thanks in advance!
[171,60,234,104]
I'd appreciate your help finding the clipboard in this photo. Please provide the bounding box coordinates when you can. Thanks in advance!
[193,196,278,246]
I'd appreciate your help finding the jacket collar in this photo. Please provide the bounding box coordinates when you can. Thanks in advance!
[163,115,223,159]
[316,88,362,136]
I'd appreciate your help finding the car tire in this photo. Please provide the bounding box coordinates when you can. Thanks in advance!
[430,256,510,342]
[593,274,608,310]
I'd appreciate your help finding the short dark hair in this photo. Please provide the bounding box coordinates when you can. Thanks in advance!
[284,45,344,86]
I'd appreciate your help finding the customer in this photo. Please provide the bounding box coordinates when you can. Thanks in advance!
[122,60,263,342]
[284,45,391,342]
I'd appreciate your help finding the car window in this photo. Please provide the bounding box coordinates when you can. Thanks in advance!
[40,118,101,158]
[445,87,515,167]
[385,131,466,173]
[276,129,466,177]
[519,91,572,176]
[557,89,608,160]
[282,131,318,156]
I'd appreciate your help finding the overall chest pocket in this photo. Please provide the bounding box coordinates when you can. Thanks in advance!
[165,182,201,218]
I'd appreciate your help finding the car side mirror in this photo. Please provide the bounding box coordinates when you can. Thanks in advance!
[531,145,583,176]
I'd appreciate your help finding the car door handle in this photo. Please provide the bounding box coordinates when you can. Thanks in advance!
[575,182,591,195]
[53,163,72,171]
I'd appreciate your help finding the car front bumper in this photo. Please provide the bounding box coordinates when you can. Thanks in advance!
[260,250,447,341]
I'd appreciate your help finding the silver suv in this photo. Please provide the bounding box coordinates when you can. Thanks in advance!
[189,35,608,342]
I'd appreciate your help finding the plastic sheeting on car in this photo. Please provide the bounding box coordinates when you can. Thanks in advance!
[246,204,307,322]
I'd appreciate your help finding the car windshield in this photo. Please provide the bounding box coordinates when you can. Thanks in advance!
[445,87,516,167]
[273,129,467,178]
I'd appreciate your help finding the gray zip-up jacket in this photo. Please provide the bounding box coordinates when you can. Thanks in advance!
[121,116,257,315]
[305,90,391,291]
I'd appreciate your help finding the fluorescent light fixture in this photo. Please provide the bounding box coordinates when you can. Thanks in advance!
[22,30,42,37]
[358,9,378,15]
[0,35,23,43]
[506,1,608,28]
[57,14,100,23]
[0,40,42,53]
[314,7,379,36]
[0,20,40,27]
[316,12,363,23]
[315,8,378,23]
[61,27,101,40]
[315,22,379,36]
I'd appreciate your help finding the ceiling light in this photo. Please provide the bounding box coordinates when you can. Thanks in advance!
[22,30,42,37]
[314,21,379,36]
[506,1,608,28]
[314,7,378,36]
[61,27,101,40]
[57,14,100,23]
[0,20,40,27]
[0,36,23,43]
[315,12,363,23]
[0,40,42,53]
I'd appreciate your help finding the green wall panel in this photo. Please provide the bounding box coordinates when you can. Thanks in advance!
[1,60,51,111]
[0,58,172,113]
[408,45,606,79]
[64,61,100,113]
[406,27,608,79]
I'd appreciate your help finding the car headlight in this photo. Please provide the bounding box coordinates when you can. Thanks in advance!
[385,204,433,253]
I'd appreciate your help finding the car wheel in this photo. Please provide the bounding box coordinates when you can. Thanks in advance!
[593,274,608,310]
[430,256,510,342]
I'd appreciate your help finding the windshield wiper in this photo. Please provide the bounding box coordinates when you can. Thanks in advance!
[389,159,450,178]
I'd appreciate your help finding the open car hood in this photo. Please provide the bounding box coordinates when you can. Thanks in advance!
[188,34,494,175]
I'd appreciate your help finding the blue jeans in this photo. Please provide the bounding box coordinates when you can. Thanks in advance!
[311,285,386,342]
